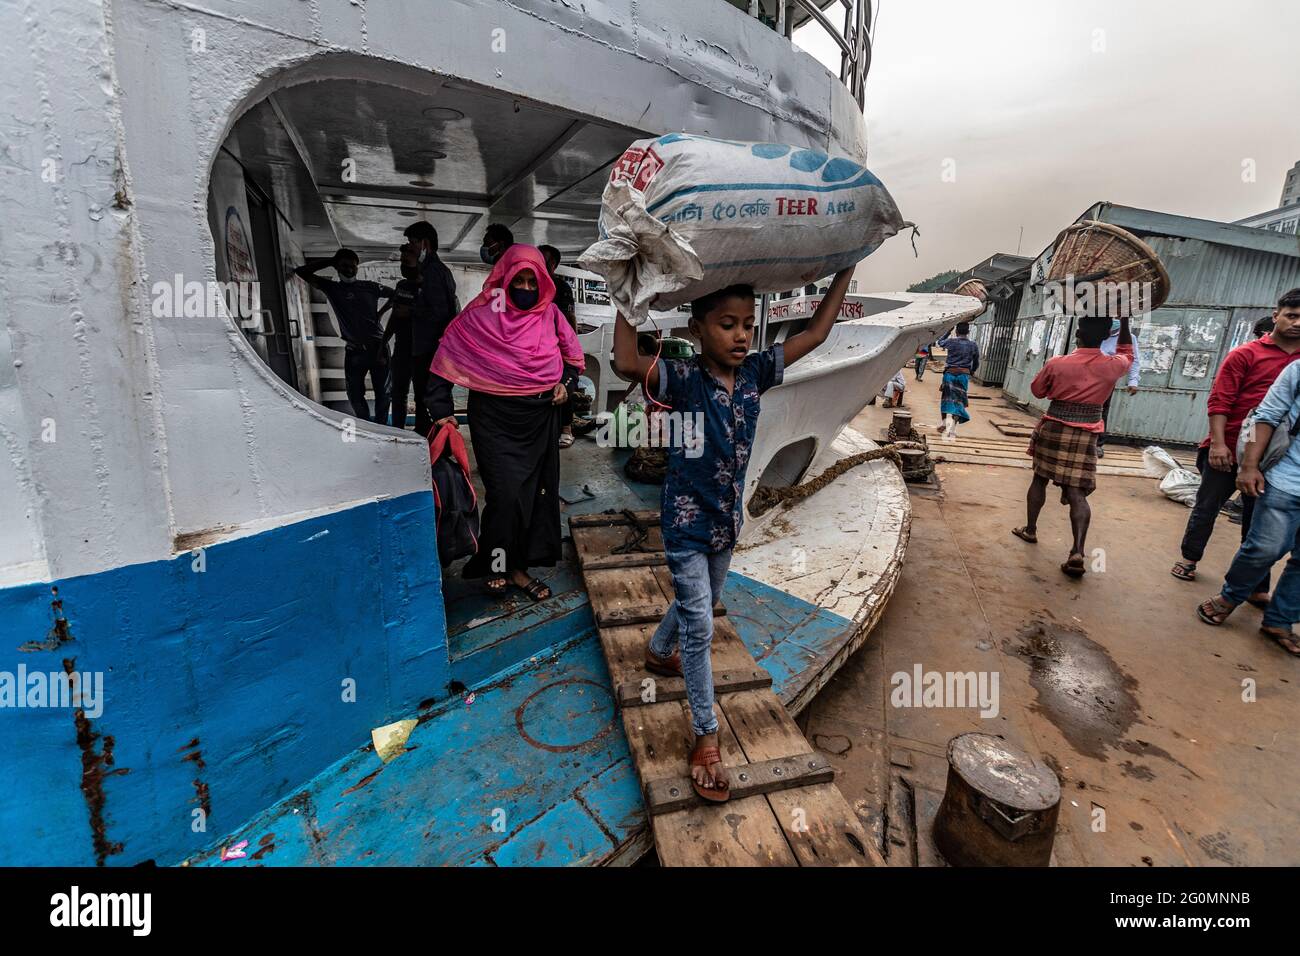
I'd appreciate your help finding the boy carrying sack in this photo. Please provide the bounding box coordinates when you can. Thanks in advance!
[612,267,856,802]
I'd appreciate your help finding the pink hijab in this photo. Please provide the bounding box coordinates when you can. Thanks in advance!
[431,244,585,396]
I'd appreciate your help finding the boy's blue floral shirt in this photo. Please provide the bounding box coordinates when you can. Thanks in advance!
[654,344,784,554]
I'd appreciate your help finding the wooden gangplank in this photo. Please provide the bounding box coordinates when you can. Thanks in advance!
[570,512,881,867]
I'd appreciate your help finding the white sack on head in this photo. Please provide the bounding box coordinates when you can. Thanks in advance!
[579,134,905,325]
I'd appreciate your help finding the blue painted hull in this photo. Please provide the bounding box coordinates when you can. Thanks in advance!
[0,492,447,867]
[185,571,851,867]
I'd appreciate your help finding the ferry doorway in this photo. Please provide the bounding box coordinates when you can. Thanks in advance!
[245,184,299,390]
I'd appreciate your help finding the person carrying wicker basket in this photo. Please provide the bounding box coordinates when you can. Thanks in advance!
[1011,314,1134,577]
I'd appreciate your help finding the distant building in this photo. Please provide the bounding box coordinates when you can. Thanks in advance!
[1283,160,1300,207]
[940,253,1033,387]
[1235,160,1300,236]
[1236,202,1300,237]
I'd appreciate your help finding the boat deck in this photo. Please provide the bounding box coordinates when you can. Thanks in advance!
[187,433,894,866]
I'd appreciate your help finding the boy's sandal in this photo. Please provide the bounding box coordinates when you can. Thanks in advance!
[519,578,552,602]
[689,744,730,803]
[1171,560,1197,581]
[644,647,682,678]
[1196,595,1237,626]
[1061,553,1087,578]
[1011,526,1037,544]
[485,576,509,595]
[1260,625,1300,656]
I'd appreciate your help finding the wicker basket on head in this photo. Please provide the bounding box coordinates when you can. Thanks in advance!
[1046,220,1170,316]
[954,278,987,301]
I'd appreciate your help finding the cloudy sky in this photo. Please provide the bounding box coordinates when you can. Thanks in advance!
[797,0,1300,291]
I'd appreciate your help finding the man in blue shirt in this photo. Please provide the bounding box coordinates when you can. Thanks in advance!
[1096,319,1143,457]
[1197,358,1300,655]
[937,322,980,439]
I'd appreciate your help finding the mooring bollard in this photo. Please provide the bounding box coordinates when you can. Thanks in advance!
[896,446,930,482]
[932,732,1061,866]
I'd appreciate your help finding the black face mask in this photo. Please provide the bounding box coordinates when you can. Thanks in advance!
[508,286,539,310]
[480,244,498,266]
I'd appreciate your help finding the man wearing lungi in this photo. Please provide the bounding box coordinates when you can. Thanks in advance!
[937,322,980,439]
[1012,314,1133,577]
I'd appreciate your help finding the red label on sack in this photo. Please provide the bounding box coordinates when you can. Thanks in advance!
[611,147,646,185]
[631,147,664,191]
[611,145,665,191]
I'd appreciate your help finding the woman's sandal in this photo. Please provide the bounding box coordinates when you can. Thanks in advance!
[1061,553,1086,578]
[689,743,730,803]
[1260,625,1300,657]
[519,577,552,603]
[485,576,509,595]
[1011,526,1037,544]
[1171,560,1197,582]
[558,432,576,449]
[1197,595,1237,626]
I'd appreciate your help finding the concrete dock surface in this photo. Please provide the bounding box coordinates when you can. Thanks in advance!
[800,361,1300,866]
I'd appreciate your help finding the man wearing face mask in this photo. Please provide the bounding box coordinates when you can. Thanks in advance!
[401,221,459,437]
[480,223,515,266]
[294,249,394,424]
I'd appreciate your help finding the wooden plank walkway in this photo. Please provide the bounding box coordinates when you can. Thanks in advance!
[924,432,1162,478]
[570,512,881,867]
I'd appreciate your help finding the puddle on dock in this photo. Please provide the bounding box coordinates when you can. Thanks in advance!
[1005,619,1140,760]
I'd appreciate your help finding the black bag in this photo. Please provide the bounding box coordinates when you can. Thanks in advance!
[428,421,480,567]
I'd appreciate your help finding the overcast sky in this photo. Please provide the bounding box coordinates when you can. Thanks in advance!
[797,0,1300,291]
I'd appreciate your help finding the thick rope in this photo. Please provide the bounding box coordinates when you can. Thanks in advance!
[748,444,906,517]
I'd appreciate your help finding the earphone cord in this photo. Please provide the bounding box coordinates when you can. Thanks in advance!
[644,330,670,410]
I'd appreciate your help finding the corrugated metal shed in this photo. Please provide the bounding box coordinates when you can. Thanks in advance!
[943,253,1033,386]
[1002,202,1300,445]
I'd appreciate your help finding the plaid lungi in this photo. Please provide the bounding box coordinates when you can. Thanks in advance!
[1026,417,1098,494]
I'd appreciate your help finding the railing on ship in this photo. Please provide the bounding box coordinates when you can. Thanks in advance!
[743,0,873,108]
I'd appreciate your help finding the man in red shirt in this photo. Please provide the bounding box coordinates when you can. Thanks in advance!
[1170,289,1300,598]
[1012,314,1133,577]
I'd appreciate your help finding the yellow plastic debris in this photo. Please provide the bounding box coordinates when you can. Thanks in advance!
[370,719,417,763]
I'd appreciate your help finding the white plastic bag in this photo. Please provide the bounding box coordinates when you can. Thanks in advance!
[1159,469,1201,507]
[1143,445,1199,506]
[1141,445,1182,478]
[579,133,905,324]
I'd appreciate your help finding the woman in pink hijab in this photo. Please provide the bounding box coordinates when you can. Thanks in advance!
[425,244,585,601]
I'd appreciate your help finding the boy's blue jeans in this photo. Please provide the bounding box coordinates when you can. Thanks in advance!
[649,547,731,737]
[1221,483,1300,630]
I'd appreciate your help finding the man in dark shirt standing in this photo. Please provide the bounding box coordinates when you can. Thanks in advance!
[295,249,393,424]
[540,244,579,448]
[379,243,422,431]
[401,222,459,437]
